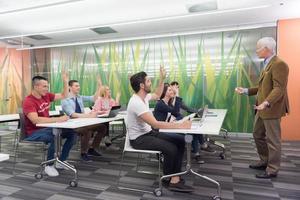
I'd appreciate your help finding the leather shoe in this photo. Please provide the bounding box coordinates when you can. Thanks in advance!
[249,162,267,170]
[255,171,277,179]
[168,182,194,192]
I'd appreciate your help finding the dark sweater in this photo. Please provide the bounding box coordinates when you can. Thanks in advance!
[153,97,183,122]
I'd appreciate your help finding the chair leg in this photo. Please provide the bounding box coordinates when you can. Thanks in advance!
[12,130,19,175]
[117,152,126,186]
[12,142,19,175]
[136,153,141,172]
[158,153,162,188]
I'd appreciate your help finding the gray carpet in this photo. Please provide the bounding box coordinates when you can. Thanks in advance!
[0,131,299,200]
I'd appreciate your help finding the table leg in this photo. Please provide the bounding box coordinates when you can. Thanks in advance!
[156,134,222,199]
[37,128,78,187]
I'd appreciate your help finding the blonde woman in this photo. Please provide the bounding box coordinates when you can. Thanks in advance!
[93,85,121,150]
[93,86,120,114]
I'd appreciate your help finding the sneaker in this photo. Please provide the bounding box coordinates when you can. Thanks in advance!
[44,165,59,177]
[105,144,120,151]
[168,181,194,192]
[100,140,106,148]
[81,153,92,162]
[201,145,216,153]
[194,153,205,164]
[104,136,112,147]
[87,148,102,157]
[55,161,70,170]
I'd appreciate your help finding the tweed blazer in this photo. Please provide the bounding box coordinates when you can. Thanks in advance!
[248,56,289,119]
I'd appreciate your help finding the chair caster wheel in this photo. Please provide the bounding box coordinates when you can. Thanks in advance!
[219,153,225,159]
[154,188,162,197]
[69,180,78,187]
[34,173,43,179]
[212,195,221,200]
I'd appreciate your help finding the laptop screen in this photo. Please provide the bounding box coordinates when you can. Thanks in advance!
[108,105,121,117]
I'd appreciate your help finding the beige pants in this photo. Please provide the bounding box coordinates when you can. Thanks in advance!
[253,114,281,173]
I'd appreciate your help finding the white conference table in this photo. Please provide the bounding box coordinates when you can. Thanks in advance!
[36,114,125,187]
[0,111,60,123]
[159,109,227,199]
[0,153,9,162]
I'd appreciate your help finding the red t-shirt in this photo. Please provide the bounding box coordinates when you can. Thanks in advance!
[22,93,55,136]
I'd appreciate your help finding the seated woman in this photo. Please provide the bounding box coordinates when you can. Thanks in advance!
[93,85,120,114]
[153,83,183,122]
[155,83,210,164]
[92,85,120,150]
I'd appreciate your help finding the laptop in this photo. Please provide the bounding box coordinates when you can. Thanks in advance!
[195,104,208,119]
[174,113,196,123]
[97,105,121,118]
[191,105,208,129]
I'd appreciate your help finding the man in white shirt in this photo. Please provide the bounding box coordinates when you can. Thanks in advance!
[127,67,193,192]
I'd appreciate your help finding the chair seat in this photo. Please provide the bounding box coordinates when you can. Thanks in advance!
[109,121,123,125]
[124,147,161,154]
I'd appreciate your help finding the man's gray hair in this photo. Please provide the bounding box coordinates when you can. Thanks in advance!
[257,37,276,53]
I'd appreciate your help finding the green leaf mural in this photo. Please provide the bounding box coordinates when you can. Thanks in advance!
[47,27,276,133]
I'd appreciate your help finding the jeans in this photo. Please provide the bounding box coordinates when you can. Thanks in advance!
[192,134,205,153]
[131,130,185,175]
[25,128,77,161]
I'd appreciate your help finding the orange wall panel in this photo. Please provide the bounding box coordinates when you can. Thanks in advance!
[278,18,300,140]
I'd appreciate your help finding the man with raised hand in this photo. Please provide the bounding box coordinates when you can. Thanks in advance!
[61,79,106,162]
[23,71,77,177]
[127,66,194,192]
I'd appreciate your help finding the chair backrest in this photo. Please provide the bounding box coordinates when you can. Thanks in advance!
[123,117,133,151]
[123,116,142,152]
[18,113,27,141]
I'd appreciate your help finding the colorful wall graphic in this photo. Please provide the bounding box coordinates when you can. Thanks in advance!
[47,27,276,132]
[0,48,30,114]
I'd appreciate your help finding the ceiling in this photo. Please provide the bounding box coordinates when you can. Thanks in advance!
[0,0,299,49]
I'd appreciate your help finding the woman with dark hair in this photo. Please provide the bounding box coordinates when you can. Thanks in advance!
[153,83,183,122]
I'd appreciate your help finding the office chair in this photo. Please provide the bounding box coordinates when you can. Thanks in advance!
[117,118,163,196]
[12,112,47,175]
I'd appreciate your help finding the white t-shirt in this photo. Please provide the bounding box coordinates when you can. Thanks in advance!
[127,93,153,140]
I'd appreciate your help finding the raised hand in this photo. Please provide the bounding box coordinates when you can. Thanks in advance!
[116,92,121,99]
[97,75,103,86]
[160,65,167,80]
[61,69,69,83]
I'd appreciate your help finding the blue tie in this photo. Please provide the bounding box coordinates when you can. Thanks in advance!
[75,97,81,113]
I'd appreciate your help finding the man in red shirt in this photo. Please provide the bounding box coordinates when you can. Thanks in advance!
[23,72,76,177]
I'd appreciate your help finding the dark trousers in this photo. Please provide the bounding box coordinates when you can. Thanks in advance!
[130,130,185,175]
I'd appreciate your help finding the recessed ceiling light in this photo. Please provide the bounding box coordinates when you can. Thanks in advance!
[91,27,117,35]
[27,35,51,40]
[187,0,218,13]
